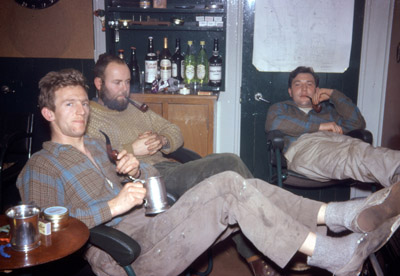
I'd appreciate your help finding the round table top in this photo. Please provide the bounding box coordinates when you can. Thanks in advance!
[0,215,89,270]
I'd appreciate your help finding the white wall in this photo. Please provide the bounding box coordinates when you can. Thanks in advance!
[357,0,394,146]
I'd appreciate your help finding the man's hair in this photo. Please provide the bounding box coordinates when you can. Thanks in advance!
[94,53,126,80]
[38,68,88,111]
[288,66,319,88]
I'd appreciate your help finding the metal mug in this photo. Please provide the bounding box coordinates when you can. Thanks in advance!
[143,176,170,215]
[6,204,41,252]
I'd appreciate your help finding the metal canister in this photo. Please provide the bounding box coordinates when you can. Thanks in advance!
[43,206,69,231]
[6,204,41,252]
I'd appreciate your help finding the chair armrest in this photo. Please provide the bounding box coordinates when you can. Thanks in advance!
[346,129,373,145]
[266,130,285,151]
[89,225,141,267]
[163,147,202,164]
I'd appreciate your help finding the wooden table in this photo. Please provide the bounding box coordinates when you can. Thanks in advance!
[0,215,89,270]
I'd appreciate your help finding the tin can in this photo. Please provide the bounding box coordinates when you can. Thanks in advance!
[43,206,69,231]
[140,0,151,9]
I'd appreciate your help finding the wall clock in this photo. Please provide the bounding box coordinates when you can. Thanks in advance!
[15,0,60,9]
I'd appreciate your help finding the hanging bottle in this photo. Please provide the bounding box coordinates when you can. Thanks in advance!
[208,38,223,87]
[184,40,196,85]
[171,38,184,82]
[118,49,125,61]
[159,37,172,82]
[196,40,209,86]
[145,36,158,88]
[129,47,141,93]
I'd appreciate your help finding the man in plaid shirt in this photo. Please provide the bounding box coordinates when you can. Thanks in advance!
[266,66,400,187]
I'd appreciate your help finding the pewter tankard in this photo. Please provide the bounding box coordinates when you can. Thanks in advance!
[6,204,41,252]
[144,176,170,215]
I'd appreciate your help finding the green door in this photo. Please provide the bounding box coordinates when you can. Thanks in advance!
[239,0,365,201]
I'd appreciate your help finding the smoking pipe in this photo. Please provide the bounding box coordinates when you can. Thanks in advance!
[306,96,322,113]
[126,97,149,112]
[99,130,119,163]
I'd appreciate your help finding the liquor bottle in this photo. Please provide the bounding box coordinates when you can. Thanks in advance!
[156,50,161,81]
[145,36,158,87]
[184,40,196,85]
[208,39,223,87]
[118,49,125,61]
[196,41,209,86]
[128,46,140,93]
[171,38,184,82]
[159,37,172,82]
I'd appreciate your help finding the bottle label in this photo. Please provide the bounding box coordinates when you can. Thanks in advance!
[145,60,158,83]
[160,59,172,81]
[209,64,222,81]
[196,64,206,80]
[181,61,185,79]
[185,65,195,80]
[172,63,178,77]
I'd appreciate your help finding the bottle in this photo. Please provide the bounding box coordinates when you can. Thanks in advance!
[159,37,172,82]
[118,49,125,61]
[171,38,184,82]
[156,50,161,81]
[208,39,223,87]
[128,46,140,93]
[184,40,196,85]
[196,41,209,86]
[145,36,158,87]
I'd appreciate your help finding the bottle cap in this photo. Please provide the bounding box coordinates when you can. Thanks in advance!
[188,41,193,45]
[200,41,205,45]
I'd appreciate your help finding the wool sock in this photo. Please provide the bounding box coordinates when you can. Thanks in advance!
[307,233,363,274]
[325,198,365,233]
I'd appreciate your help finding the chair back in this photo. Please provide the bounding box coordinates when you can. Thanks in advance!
[0,112,34,212]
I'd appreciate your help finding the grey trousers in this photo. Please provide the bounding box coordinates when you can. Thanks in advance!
[285,132,400,187]
[154,153,253,197]
[85,171,323,276]
[154,152,256,258]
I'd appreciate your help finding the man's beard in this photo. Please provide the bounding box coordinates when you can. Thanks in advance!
[99,85,129,111]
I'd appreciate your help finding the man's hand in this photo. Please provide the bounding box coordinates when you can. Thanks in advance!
[115,150,140,177]
[319,122,343,134]
[312,88,334,105]
[132,131,168,156]
[108,182,146,217]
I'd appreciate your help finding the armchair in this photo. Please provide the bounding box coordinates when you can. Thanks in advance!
[0,112,34,212]
[266,129,373,188]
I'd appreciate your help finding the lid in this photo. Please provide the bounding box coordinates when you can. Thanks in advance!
[44,206,69,220]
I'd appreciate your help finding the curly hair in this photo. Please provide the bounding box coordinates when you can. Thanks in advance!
[38,68,88,111]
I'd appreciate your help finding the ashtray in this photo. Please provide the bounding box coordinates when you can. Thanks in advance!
[171,17,184,26]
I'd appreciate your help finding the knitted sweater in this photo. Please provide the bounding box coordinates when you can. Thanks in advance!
[87,100,184,165]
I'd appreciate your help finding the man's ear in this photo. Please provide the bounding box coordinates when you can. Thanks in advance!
[288,88,293,98]
[94,77,102,91]
[41,107,55,122]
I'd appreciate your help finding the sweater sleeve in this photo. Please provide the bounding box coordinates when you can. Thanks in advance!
[329,90,366,133]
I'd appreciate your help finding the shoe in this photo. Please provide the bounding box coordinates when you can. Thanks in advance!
[352,181,400,232]
[248,258,284,276]
[335,215,400,276]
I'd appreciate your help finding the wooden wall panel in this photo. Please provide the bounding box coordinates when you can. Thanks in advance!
[0,0,94,58]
